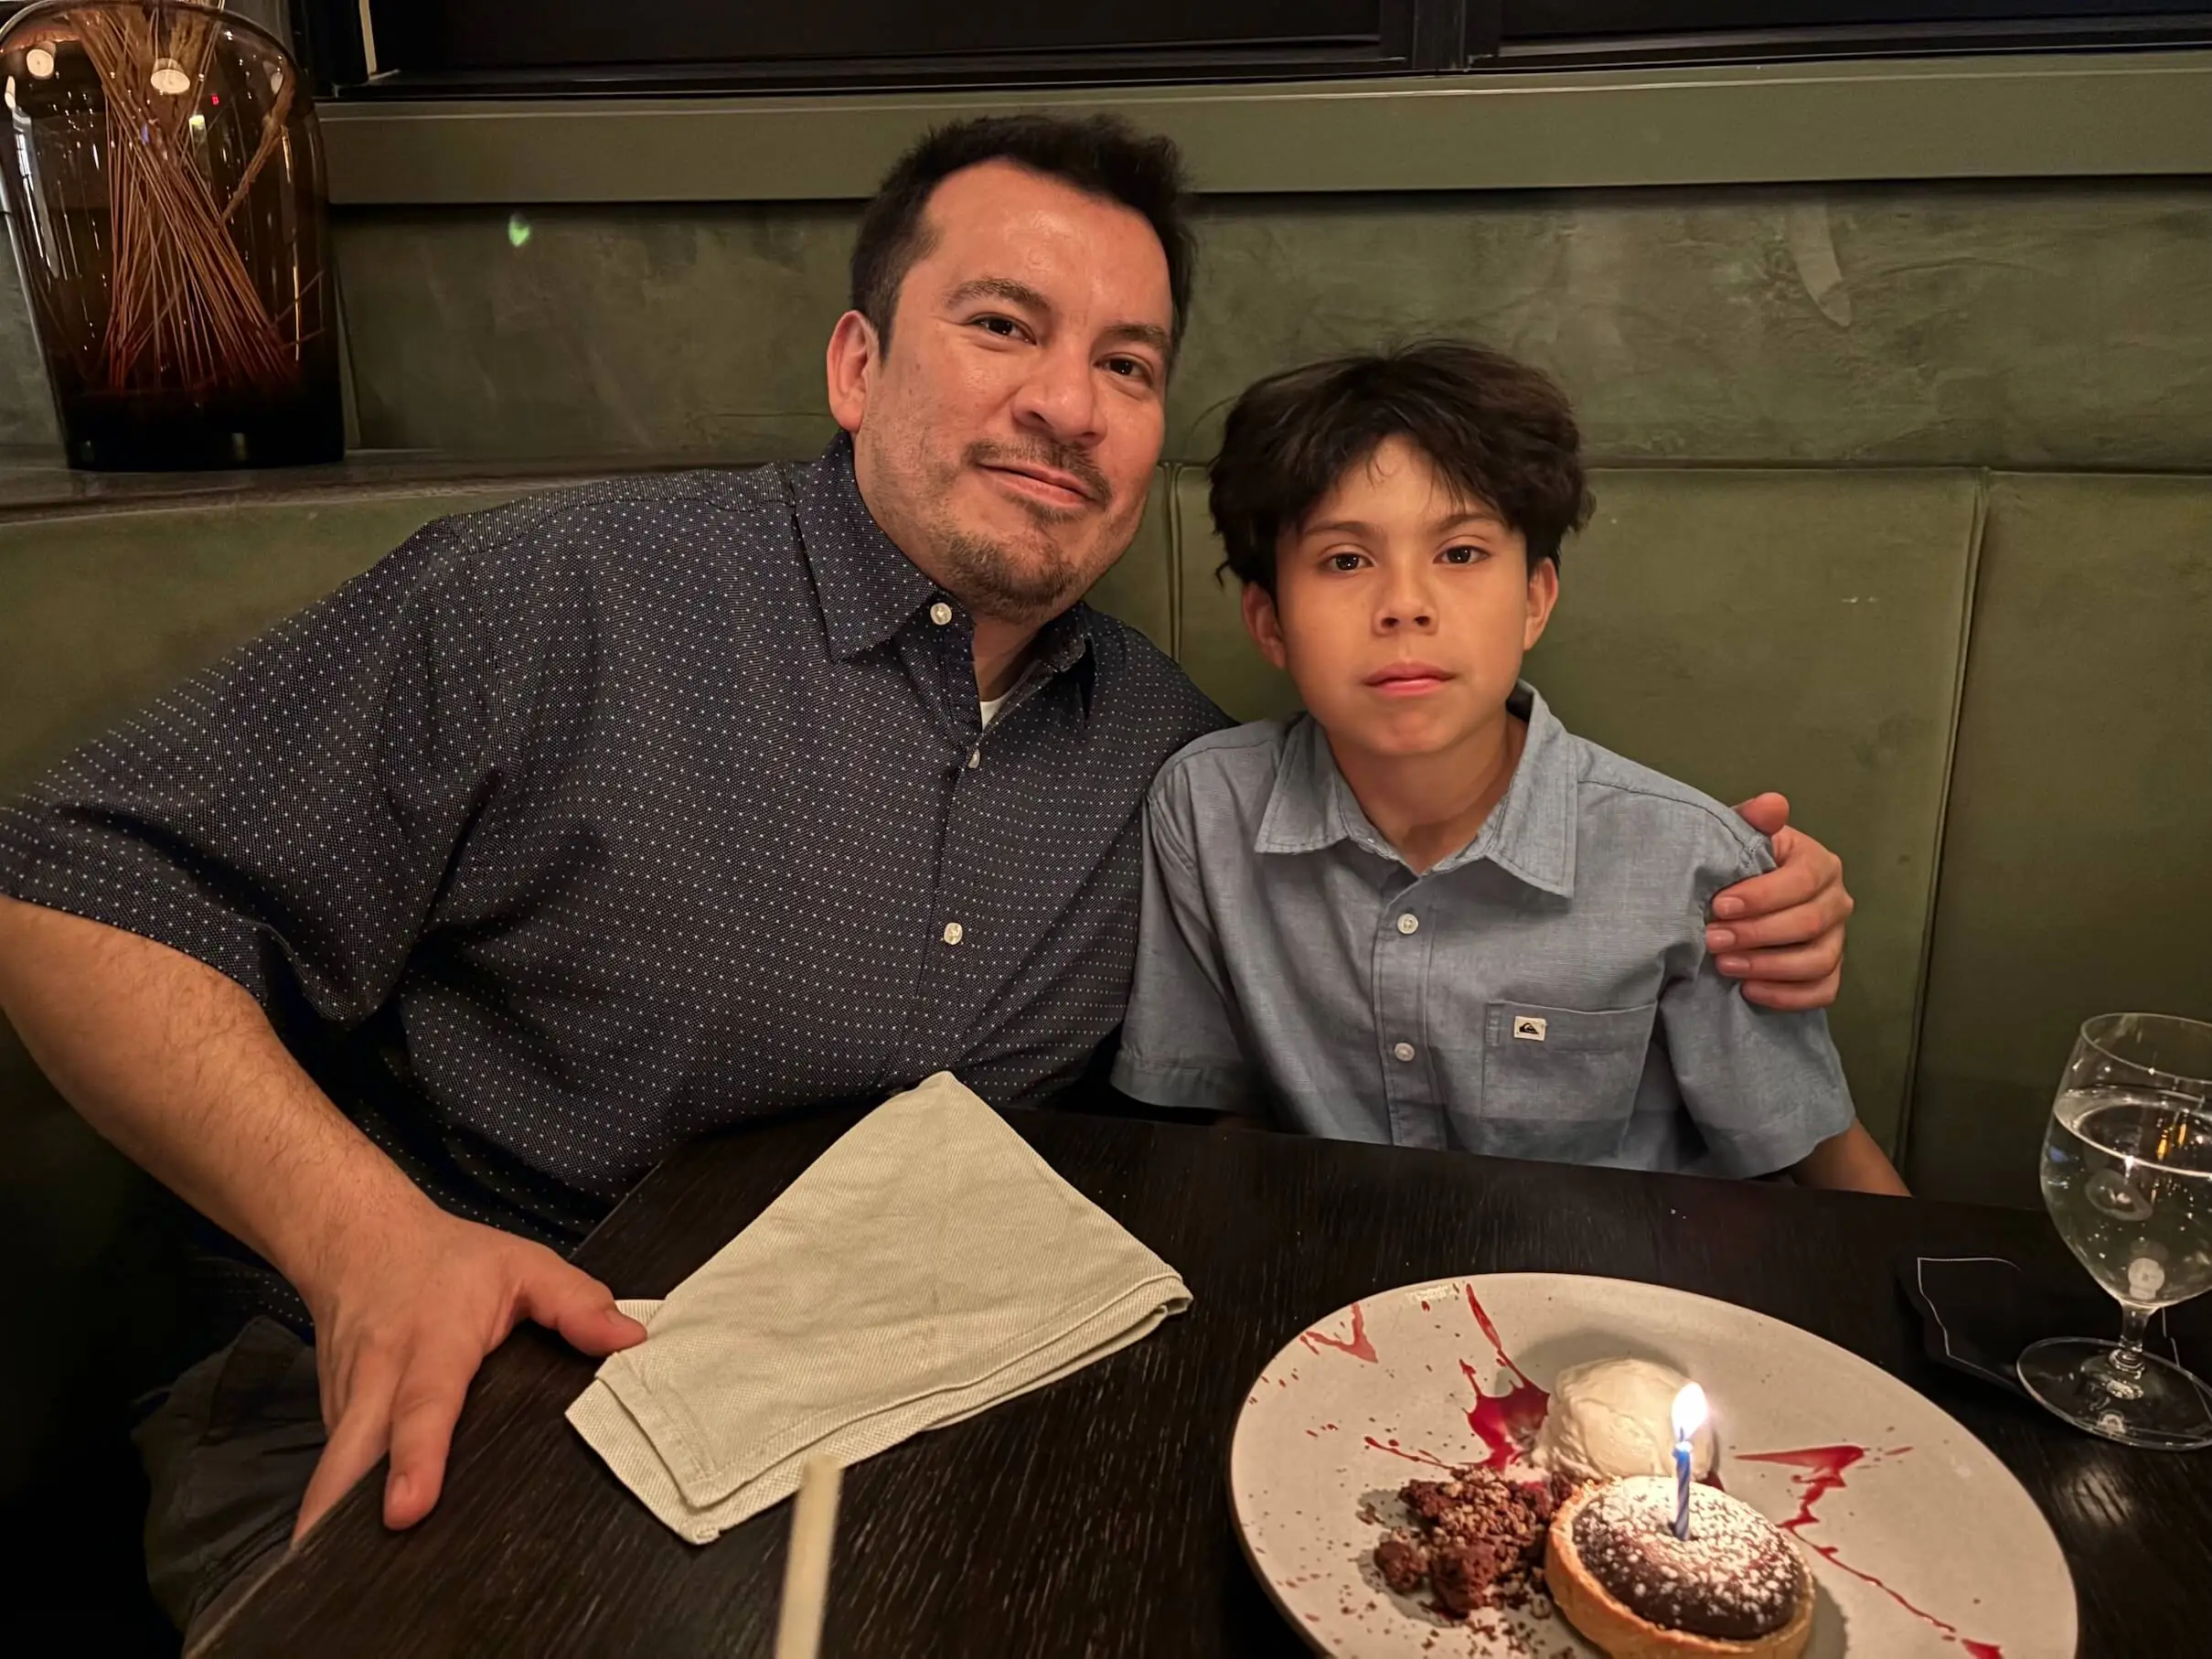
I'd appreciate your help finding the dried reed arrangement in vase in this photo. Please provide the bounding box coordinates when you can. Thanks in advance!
[0,0,342,468]
[76,3,298,396]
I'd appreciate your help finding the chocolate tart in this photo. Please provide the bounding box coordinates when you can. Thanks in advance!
[1544,1476,1813,1658]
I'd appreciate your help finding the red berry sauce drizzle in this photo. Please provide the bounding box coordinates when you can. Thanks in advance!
[1737,1445,2004,1658]
[1460,1284,1553,1470]
[1299,1300,1378,1364]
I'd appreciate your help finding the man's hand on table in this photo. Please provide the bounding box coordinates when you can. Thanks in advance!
[1709,794,1853,1012]
[294,1196,647,1541]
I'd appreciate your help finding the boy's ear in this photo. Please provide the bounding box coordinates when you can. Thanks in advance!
[1241,581,1291,671]
[1522,556,1561,652]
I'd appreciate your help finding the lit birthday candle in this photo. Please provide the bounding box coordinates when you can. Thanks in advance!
[1670,1383,1707,1540]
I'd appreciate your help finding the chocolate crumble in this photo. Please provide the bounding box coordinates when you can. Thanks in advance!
[1373,1467,1574,1619]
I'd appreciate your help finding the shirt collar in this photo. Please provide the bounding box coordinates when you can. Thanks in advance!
[792,432,941,660]
[1254,681,1578,896]
[792,433,1098,704]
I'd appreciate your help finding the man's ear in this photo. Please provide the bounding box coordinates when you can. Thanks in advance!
[1522,556,1561,651]
[1241,581,1291,671]
[824,310,879,434]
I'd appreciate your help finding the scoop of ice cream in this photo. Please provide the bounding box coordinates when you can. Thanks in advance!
[1533,1357,1718,1482]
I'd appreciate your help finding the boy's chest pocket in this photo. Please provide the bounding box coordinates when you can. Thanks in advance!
[1458,1000,1659,1161]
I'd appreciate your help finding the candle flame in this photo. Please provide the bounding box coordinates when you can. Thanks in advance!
[1671,1382,1708,1442]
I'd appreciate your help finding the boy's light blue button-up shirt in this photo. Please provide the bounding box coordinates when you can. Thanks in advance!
[1110,683,1854,1176]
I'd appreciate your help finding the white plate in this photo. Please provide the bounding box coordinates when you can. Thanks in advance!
[1228,1273,2075,1658]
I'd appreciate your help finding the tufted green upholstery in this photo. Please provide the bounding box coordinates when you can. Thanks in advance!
[1907,475,2212,1207]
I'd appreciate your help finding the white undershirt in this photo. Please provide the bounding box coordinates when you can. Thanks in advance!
[978,693,1010,728]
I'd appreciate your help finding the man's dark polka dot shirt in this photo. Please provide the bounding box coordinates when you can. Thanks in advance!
[0,434,1227,1323]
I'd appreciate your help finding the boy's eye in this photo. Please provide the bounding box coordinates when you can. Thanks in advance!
[1440,544,1491,566]
[1325,551,1368,573]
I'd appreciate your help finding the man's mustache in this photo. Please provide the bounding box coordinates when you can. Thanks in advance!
[965,442,1113,508]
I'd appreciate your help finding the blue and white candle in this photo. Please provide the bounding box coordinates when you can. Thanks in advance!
[1670,1383,1707,1540]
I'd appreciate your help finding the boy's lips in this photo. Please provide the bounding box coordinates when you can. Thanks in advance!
[1364,661,1455,697]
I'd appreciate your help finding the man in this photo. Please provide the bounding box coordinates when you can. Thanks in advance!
[0,115,1851,1643]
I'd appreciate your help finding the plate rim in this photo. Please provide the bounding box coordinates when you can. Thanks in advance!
[1225,1269,2079,1659]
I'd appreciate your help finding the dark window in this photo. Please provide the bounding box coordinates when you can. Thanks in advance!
[294,2,2212,96]
[1496,2,2212,62]
[299,1,1448,97]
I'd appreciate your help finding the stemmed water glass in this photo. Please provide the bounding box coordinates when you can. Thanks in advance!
[2019,1012,2212,1450]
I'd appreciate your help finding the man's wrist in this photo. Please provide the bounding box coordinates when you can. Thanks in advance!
[280,1156,440,1311]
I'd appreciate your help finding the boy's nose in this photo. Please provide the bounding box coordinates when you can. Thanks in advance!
[1377,598,1436,630]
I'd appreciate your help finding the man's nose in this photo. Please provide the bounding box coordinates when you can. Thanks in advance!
[1010,339,1105,446]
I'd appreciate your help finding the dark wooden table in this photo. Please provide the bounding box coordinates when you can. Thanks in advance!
[209,1108,2207,1658]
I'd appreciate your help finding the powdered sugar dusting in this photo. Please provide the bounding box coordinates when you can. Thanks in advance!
[1574,1476,1806,1641]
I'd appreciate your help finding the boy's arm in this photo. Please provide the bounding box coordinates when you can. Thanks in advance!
[1107,786,1260,1118]
[1660,843,1904,1195]
[1792,1118,1910,1194]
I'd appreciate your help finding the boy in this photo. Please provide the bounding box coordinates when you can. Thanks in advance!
[1110,343,1905,1192]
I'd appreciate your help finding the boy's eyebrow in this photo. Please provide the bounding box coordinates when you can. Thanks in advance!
[1299,508,1508,538]
[1432,508,1509,531]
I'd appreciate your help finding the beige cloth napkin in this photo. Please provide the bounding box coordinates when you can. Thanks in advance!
[567,1072,1191,1543]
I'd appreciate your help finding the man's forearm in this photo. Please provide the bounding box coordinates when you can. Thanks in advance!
[0,894,428,1300]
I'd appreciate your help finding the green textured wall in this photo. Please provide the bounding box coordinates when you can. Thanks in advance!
[5,180,2211,466]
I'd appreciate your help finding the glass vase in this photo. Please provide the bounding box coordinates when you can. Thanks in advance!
[0,1,342,469]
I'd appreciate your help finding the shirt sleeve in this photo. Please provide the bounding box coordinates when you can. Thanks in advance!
[1658,836,1858,1178]
[0,517,501,1025]
[1107,774,1259,1116]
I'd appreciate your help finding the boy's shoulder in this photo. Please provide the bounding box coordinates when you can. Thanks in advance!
[1555,724,1772,875]
[1145,717,1302,834]
[1153,716,1298,790]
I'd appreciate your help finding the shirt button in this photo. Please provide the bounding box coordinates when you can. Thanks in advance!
[1393,1041,1416,1063]
[1396,913,1419,935]
[967,749,981,769]
[941,922,965,946]
[929,601,954,626]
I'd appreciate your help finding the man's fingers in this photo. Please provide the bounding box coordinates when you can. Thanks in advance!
[1712,940,1843,985]
[518,1255,647,1356]
[1741,970,1843,1012]
[382,1343,478,1530]
[294,1354,401,1543]
[1709,851,1848,934]
[1731,792,1791,839]
[1705,895,1850,958]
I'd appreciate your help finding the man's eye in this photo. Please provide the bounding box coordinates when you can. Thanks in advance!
[974,316,1023,338]
[1440,544,1491,565]
[1103,356,1154,383]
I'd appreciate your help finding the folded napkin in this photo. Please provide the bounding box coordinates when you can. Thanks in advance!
[568,1072,1191,1542]
[1897,1253,2210,1397]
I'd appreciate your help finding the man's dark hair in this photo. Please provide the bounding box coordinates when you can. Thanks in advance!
[850,113,1194,359]
[1209,341,1593,594]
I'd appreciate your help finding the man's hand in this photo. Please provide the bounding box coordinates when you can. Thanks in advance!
[1708,793,1853,1012]
[294,1198,646,1541]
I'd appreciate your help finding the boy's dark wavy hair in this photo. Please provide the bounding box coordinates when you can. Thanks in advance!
[1210,341,1593,593]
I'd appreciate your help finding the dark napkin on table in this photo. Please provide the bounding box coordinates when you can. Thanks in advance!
[1897,1253,2212,1397]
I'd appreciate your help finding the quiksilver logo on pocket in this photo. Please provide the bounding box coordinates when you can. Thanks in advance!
[1512,1015,1547,1042]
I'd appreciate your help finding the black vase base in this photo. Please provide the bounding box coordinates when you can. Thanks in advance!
[60,387,345,473]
